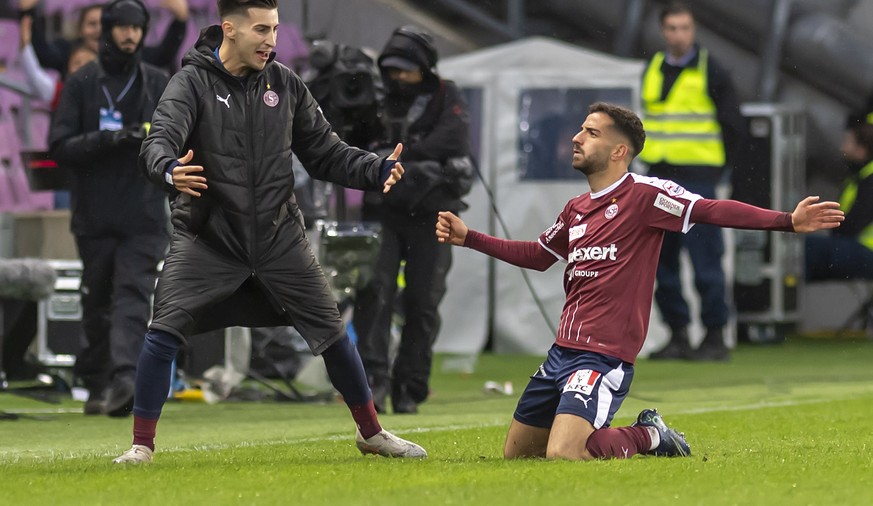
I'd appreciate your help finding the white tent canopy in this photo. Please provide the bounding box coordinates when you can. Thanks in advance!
[434,37,655,356]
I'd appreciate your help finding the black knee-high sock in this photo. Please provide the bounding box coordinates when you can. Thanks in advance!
[131,330,180,450]
[321,334,382,438]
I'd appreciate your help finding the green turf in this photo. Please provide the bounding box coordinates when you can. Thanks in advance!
[1,338,872,505]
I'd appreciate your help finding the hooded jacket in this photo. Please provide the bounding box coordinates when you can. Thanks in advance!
[140,26,386,341]
[49,0,169,237]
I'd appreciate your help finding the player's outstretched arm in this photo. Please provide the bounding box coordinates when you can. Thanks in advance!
[791,196,844,233]
[436,211,468,246]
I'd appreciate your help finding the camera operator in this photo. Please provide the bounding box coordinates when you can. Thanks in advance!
[352,25,472,414]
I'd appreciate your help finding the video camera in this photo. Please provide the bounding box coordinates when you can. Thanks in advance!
[306,40,385,149]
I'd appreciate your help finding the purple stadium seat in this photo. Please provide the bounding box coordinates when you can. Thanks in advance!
[0,88,24,125]
[27,110,52,152]
[0,120,19,156]
[0,20,20,67]
[9,160,55,211]
[0,119,54,211]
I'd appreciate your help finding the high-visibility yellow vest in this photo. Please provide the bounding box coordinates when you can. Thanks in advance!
[839,160,873,250]
[639,49,726,167]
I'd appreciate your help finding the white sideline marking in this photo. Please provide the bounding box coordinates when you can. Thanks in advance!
[0,397,862,462]
[669,398,829,415]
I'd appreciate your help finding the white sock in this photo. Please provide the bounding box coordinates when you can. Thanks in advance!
[646,426,660,450]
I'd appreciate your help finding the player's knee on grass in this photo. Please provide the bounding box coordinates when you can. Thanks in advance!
[504,419,549,459]
[545,438,596,461]
[544,413,597,461]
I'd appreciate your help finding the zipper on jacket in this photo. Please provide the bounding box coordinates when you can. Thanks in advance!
[245,81,258,274]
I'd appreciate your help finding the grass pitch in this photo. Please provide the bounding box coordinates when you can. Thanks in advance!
[1,337,872,505]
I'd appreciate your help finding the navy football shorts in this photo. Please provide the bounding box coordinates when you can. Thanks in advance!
[513,344,634,429]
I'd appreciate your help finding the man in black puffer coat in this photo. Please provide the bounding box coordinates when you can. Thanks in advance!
[353,25,471,414]
[49,0,170,418]
[112,0,426,465]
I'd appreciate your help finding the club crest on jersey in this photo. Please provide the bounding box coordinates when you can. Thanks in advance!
[263,90,279,107]
[662,180,685,196]
[569,224,588,241]
[654,194,685,217]
[604,203,619,220]
[563,369,601,396]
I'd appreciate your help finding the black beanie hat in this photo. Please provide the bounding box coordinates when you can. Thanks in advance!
[378,25,438,75]
[101,0,150,33]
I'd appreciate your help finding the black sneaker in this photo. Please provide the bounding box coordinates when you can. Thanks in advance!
[649,328,691,360]
[83,392,106,415]
[104,376,135,418]
[632,408,691,457]
[689,328,730,362]
[391,384,419,414]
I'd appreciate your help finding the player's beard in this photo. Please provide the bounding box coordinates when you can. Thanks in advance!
[572,151,606,176]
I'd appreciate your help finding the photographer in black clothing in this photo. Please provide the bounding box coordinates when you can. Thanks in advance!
[49,0,170,416]
[353,25,471,414]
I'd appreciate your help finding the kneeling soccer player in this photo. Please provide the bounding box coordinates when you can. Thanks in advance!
[436,102,844,460]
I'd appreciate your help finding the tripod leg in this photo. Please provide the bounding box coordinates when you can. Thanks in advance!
[0,305,7,390]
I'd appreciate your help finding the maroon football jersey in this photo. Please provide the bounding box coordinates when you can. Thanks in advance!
[537,173,702,363]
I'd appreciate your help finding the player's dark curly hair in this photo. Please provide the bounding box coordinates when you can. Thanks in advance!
[588,102,646,159]
[218,0,278,19]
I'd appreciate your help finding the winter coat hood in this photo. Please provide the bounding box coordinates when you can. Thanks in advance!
[99,0,149,75]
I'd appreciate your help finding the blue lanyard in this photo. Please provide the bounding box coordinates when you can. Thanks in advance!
[101,71,137,113]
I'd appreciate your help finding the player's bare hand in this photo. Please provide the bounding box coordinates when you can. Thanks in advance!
[382,143,405,193]
[436,211,468,246]
[791,196,844,233]
[173,149,207,197]
[160,0,190,21]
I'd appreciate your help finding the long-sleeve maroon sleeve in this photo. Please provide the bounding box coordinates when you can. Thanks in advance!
[463,230,558,271]
[690,199,794,231]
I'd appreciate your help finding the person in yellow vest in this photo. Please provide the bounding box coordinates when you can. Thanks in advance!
[640,2,748,361]
[805,120,873,280]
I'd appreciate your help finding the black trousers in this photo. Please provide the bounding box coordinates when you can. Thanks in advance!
[353,211,452,404]
[73,231,167,393]
[0,298,37,380]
